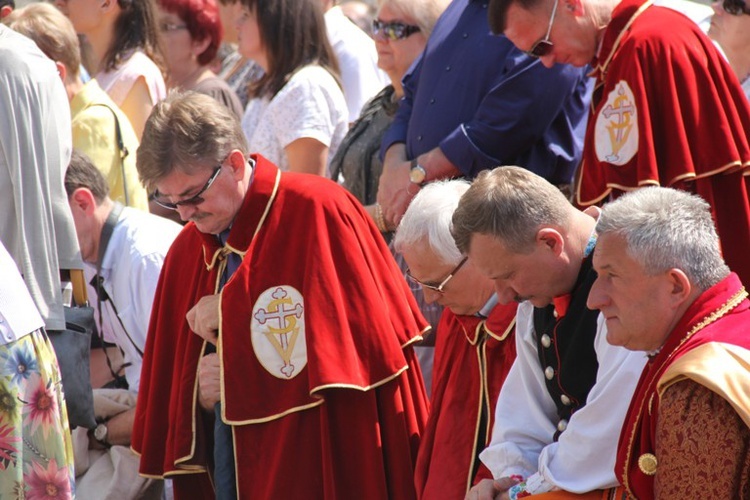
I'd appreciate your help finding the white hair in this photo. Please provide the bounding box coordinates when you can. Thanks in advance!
[379,0,449,37]
[394,179,470,264]
[597,187,730,291]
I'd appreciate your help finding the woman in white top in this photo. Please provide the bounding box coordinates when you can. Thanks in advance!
[55,0,167,139]
[236,0,348,175]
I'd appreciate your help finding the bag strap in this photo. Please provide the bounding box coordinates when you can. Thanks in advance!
[91,103,130,207]
[92,203,144,359]
[70,269,89,307]
[97,202,124,269]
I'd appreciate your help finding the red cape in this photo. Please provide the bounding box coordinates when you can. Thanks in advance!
[414,302,517,499]
[615,273,750,498]
[576,0,750,285]
[132,155,430,499]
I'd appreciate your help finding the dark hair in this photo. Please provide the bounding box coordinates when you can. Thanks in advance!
[488,0,544,34]
[241,0,340,98]
[0,0,16,10]
[136,91,248,191]
[65,150,111,204]
[103,0,167,75]
[158,0,222,65]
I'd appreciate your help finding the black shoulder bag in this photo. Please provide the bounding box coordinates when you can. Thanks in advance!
[55,269,98,429]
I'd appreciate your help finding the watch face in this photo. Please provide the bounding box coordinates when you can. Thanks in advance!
[94,423,107,442]
[409,165,426,184]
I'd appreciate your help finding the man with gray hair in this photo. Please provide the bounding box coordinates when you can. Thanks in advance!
[394,180,517,499]
[453,166,645,499]
[587,186,750,499]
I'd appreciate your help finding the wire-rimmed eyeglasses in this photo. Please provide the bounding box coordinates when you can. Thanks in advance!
[406,257,469,293]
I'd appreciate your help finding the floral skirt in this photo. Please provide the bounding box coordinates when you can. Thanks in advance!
[0,328,75,499]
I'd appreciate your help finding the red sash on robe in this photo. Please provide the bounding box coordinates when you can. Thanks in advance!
[132,155,430,499]
[576,0,750,285]
[414,302,517,499]
[615,273,750,498]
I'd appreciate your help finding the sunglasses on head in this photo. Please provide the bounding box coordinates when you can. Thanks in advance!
[526,0,558,58]
[372,19,421,41]
[723,0,750,15]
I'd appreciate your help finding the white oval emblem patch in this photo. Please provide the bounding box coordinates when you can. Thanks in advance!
[251,286,307,379]
[594,80,639,166]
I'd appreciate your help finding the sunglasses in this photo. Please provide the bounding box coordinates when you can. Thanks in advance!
[152,165,223,210]
[526,0,558,58]
[723,0,750,15]
[406,257,468,293]
[372,19,421,41]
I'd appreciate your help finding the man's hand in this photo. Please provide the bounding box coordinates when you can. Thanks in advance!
[377,144,417,227]
[465,477,520,500]
[198,353,221,410]
[186,294,220,345]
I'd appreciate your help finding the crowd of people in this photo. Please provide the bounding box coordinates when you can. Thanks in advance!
[0,0,749,497]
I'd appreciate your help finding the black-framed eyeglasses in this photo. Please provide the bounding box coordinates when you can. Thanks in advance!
[372,19,421,41]
[152,165,223,210]
[723,0,750,15]
[526,0,558,58]
[406,257,468,293]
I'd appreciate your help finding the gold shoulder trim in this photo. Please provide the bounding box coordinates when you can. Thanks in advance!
[253,168,281,241]
[311,364,409,395]
[606,179,660,193]
[402,325,430,348]
[667,160,745,184]
[138,467,210,480]
[485,317,515,342]
[595,0,655,76]
[222,399,325,425]
[658,342,750,428]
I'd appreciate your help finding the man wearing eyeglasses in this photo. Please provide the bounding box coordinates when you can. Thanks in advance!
[394,180,517,500]
[376,0,591,228]
[131,91,431,499]
[709,0,750,101]
[453,167,647,499]
[488,0,750,289]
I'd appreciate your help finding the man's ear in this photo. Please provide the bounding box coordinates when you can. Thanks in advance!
[55,61,68,83]
[665,268,693,308]
[536,227,564,256]
[70,187,98,215]
[227,149,248,180]
[0,5,13,18]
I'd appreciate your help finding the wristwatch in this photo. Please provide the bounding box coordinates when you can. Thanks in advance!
[409,159,427,186]
[93,422,109,446]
